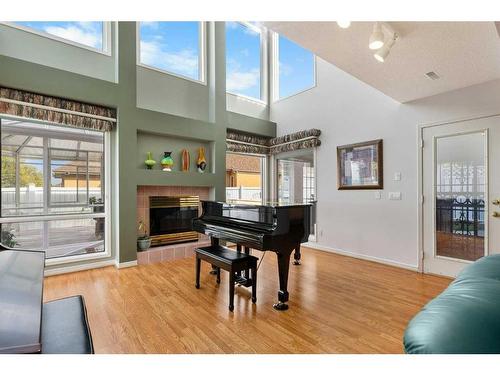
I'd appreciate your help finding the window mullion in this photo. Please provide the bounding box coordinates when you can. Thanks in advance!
[43,137,49,249]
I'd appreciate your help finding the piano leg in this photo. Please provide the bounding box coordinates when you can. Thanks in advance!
[273,250,291,311]
[293,245,301,265]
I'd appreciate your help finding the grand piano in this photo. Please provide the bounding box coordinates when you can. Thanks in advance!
[192,201,311,310]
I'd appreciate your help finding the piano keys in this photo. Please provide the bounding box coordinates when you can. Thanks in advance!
[192,201,311,310]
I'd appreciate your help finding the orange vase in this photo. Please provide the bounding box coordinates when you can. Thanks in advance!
[196,147,207,173]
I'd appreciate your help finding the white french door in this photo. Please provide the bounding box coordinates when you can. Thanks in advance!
[422,115,500,277]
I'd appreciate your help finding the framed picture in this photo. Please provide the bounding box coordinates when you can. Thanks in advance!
[337,139,383,190]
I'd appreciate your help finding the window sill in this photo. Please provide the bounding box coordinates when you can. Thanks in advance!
[137,63,207,86]
[45,249,111,267]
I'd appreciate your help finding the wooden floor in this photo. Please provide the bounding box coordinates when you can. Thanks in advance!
[43,247,450,353]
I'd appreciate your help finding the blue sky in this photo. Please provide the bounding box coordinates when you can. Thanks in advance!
[15,22,103,50]
[225,22,261,99]
[139,22,200,80]
[13,21,315,99]
[278,35,315,99]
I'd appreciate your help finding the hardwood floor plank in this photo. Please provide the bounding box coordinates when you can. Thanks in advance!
[43,247,449,353]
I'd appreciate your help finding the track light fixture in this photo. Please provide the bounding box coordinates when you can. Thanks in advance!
[369,22,385,50]
[374,33,397,62]
[337,21,351,29]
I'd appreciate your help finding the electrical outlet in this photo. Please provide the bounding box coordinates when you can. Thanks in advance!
[394,172,401,181]
[374,191,382,199]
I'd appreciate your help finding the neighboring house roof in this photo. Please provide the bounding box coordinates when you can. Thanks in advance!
[226,154,261,173]
[52,161,101,178]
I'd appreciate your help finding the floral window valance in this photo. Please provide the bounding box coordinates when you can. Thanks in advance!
[0,87,116,132]
[227,128,321,155]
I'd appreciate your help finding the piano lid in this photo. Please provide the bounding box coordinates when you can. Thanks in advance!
[200,200,311,226]
[218,200,312,208]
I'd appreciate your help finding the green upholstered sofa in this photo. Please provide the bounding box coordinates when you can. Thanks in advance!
[404,254,500,354]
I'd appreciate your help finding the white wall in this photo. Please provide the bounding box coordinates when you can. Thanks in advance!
[271,57,500,269]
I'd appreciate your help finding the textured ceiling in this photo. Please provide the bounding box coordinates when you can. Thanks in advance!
[264,22,500,103]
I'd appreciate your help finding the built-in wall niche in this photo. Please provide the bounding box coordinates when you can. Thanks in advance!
[136,130,214,174]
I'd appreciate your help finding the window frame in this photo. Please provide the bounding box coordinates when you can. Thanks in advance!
[136,21,207,85]
[0,116,111,265]
[225,22,268,105]
[271,31,317,103]
[1,21,112,56]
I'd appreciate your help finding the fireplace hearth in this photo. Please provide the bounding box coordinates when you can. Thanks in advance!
[149,196,199,246]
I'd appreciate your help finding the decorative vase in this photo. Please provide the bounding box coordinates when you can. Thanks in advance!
[160,151,174,171]
[196,147,207,173]
[137,238,151,251]
[181,149,190,172]
[144,152,156,170]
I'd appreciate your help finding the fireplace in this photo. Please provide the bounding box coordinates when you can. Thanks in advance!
[149,196,199,246]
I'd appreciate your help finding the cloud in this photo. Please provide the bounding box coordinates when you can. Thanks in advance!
[226,68,260,92]
[279,62,293,76]
[140,22,160,30]
[44,24,102,49]
[140,40,199,78]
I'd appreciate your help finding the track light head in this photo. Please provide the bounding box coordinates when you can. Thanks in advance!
[369,22,385,50]
[337,21,351,29]
[374,34,397,62]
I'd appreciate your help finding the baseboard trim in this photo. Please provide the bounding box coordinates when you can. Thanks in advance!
[304,242,418,272]
[115,260,138,269]
[44,259,116,276]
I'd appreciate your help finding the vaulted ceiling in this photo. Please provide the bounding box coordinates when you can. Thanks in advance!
[264,22,500,103]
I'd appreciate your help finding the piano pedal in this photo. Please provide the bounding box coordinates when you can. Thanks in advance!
[293,259,301,265]
[234,275,253,288]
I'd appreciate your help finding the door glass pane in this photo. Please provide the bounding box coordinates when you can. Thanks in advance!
[435,132,486,261]
[225,153,264,204]
[277,151,316,237]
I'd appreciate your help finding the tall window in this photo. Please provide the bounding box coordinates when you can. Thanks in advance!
[0,119,106,259]
[11,22,106,52]
[226,22,262,101]
[226,153,265,204]
[139,22,204,82]
[275,34,315,100]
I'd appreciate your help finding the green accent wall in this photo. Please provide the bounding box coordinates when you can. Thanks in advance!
[0,22,276,265]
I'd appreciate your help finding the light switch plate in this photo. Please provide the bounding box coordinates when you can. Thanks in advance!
[394,172,401,181]
[374,191,382,199]
[389,192,402,200]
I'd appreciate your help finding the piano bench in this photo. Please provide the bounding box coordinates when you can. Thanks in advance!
[41,295,94,354]
[195,245,258,312]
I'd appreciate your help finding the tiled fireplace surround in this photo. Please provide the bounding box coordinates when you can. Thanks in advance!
[136,185,211,265]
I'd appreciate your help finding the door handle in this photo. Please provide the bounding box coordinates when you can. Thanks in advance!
[493,212,500,218]
[493,199,500,205]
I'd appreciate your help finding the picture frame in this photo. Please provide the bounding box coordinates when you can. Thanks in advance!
[337,139,383,190]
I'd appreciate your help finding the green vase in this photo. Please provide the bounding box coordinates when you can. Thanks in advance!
[144,152,156,169]
[161,151,174,171]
